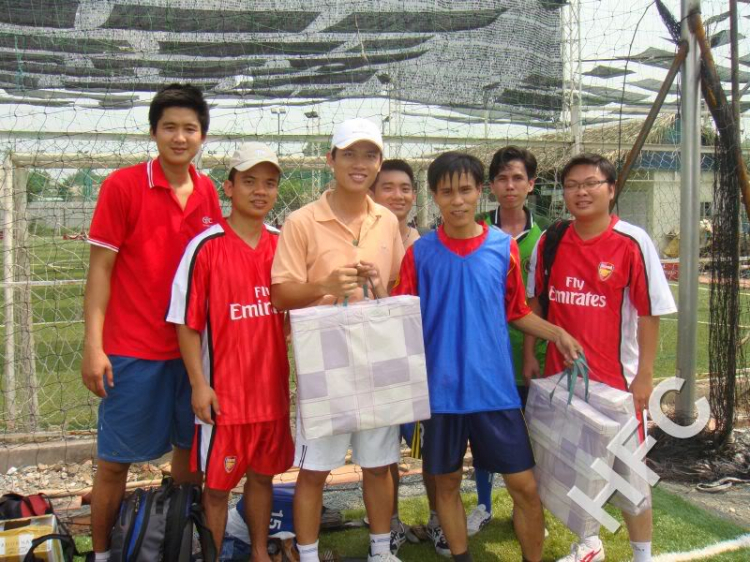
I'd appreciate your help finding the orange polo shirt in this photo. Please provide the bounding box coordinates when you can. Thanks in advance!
[271,189,405,306]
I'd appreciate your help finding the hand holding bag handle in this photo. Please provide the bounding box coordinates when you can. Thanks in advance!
[549,353,591,405]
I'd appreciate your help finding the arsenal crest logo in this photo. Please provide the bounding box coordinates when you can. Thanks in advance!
[224,456,237,473]
[598,262,615,281]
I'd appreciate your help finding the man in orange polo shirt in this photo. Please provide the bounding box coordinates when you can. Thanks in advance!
[82,84,222,562]
[271,118,405,562]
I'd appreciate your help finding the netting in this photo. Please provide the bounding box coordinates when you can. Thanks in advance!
[0,0,748,500]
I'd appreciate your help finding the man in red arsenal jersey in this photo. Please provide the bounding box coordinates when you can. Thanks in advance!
[167,143,293,560]
[527,154,676,562]
[82,84,222,562]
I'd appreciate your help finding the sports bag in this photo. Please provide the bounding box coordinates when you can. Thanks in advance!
[0,493,54,520]
[110,478,216,562]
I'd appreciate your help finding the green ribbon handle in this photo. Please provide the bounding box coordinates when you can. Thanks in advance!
[548,353,590,405]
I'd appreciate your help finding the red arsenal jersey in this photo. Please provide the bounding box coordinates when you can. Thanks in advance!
[528,216,676,389]
[166,220,289,425]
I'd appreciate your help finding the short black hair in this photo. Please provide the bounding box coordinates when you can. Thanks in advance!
[561,153,617,185]
[427,152,484,193]
[372,159,415,190]
[489,146,537,181]
[227,168,237,183]
[148,83,210,136]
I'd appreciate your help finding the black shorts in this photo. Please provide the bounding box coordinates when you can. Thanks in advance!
[421,410,535,476]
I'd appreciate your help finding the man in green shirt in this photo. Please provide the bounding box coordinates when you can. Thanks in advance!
[470,146,549,536]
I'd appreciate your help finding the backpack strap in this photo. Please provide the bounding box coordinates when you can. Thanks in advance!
[189,504,217,562]
[22,532,80,562]
[538,219,572,318]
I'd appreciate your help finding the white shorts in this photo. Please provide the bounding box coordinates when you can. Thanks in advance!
[294,411,400,472]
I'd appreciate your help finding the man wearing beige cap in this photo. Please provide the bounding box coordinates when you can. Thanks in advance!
[168,142,293,562]
[271,118,405,562]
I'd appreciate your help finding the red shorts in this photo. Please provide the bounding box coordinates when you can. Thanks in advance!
[191,417,294,491]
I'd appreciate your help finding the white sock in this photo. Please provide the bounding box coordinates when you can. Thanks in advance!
[428,510,440,528]
[370,532,391,556]
[297,540,320,562]
[94,552,110,562]
[631,541,652,562]
[583,535,602,549]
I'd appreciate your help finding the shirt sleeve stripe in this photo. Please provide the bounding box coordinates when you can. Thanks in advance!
[87,238,119,253]
[166,224,224,325]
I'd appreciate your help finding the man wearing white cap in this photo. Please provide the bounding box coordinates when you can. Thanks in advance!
[271,119,405,562]
[167,142,293,562]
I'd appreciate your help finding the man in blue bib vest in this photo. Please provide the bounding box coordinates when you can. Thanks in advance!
[392,152,582,562]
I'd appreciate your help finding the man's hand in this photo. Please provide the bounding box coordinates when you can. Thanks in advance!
[356,261,387,297]
[553,329,583,366]
[81,345,113,398]
[320,263,360,299]
[629,372,653,413]
[192,383,220,425]
[522,355,540,386]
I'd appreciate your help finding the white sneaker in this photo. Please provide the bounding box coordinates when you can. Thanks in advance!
[367,552,402,562]
[466,504,492,537]
[556,537,605,562]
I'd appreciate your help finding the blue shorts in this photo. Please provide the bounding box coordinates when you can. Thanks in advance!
[400,422,417,445]
[97,356,194,463]
[421,410,535,476]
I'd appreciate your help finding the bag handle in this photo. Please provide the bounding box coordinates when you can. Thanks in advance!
[549,353,590,405]
[22,533,80,562]
[335,276,380,308]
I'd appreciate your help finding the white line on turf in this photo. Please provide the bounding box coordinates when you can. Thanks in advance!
[652,533,750,561]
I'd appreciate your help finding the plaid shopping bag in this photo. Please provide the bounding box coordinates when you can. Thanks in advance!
[290,295,430,440]
[526,359,620,539]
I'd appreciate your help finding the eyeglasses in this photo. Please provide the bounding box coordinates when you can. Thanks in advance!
[562,179,610,191]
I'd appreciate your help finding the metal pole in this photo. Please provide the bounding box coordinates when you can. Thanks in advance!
[729,0,740,138]
[416,169,430,230]
[675,0,701,422]
[1,155,16,428]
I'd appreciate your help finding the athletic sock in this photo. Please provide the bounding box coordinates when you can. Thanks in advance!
[297,540,320,562]
[428,510,440,528]
[94,552,110,562]
[370,533,391,556]
[453,551,473,562]
[474,468,494,514]
[630,541,652,562]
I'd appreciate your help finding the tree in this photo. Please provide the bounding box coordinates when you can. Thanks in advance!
[26,170,54,201]
[59,169,108,201]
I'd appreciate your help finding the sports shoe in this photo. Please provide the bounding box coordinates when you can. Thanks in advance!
[556,537,605,562]
[426,524,451,558]
[466,504,492,537]
[390,519,408,554]
[367,552,402,562]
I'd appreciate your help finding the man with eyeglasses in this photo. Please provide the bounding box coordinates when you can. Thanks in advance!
[526,153,676,562]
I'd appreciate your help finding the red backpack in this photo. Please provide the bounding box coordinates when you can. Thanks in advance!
[0,493,54,520]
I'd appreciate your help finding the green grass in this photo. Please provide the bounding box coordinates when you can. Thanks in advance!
[315,487,749,561]
[1,236,746,432]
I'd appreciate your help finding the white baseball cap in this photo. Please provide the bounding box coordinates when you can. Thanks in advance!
[228,142,281,174]
[331,118,383,151]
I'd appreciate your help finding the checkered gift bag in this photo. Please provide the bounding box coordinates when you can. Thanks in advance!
[289,295,430,440]
[569,380,652,515]
[526,359,620,539]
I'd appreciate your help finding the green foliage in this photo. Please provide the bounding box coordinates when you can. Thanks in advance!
[59,169,108,201]
[26,170,54,201]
